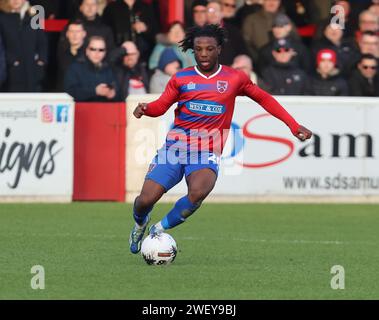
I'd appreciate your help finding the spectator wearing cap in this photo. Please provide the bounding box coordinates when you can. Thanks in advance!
[64,36,121,102]
[150,47,182,93]
[110,40,149,100]
[206,0,249,66]
[261,38,309,95]
[0,0,48,92]
[311,21,357,76]
[258,13,310,73]
[242,0,298,61]
[148,21,195,71]
[349,53,379,96]
[309,49,349,96]
[190,0,208,27]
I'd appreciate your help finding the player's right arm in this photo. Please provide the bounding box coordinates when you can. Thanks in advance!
[133,75,180,119]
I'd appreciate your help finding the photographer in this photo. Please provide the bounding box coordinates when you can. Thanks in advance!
[64,36,121,102]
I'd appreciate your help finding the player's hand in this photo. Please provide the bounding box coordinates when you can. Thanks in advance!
[133,103,148,118]
[295,125,312,141]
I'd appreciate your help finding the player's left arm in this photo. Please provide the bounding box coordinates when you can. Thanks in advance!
[241,76,312,141]
[133,75,180,119]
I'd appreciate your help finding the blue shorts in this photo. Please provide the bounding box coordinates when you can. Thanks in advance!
[145,148,220,192]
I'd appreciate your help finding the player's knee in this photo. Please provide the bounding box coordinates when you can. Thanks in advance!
[188,189,208,204]
[136,194,156,211]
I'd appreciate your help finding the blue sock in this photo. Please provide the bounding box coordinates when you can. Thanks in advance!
[133,198,153,226]
[161,195,201,230]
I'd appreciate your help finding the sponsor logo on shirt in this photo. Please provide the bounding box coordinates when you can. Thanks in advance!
[187,100,225,116]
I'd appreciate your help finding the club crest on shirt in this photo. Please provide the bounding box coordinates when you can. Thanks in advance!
[217,80,228,93]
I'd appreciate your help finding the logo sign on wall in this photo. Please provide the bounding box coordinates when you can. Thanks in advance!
[0,94,74,198]
[160,96,379,196]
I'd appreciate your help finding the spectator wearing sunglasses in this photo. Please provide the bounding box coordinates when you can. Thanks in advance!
[258,13,310,74]
[261,38,309,95]
[349,54,379,96]
[309,49,349,96]
[64,36,120,101]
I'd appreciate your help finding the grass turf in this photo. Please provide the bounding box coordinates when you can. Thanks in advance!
[0,203,378,300]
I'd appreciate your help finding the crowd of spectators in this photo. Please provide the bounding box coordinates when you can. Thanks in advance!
[0,0,378,101]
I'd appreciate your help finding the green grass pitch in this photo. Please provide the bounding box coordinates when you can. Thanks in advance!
[0,202,378,300]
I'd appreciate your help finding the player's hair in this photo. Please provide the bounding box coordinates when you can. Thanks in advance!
[179,24,227,52]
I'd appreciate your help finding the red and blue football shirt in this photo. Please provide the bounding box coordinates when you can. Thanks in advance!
[145,65,300,155]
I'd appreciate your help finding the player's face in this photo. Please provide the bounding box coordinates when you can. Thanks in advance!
[193,37,221,74]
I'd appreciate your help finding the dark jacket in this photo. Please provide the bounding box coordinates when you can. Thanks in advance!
[220,21,249,66]
[309,72,349,96]
[258,36,311,74]
[0,33,6,88]
[0,11,48,92]
[64,57,121,102]
[59,13,115,51]
[348,70,379,97]
[262,60,309,95]
[110,47,149,100]
[311,36,357,76]
[56,45,85,91]
[102,0,159,62]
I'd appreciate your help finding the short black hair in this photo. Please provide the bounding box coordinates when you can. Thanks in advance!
[359,53,378,63]
[179,24,227,52]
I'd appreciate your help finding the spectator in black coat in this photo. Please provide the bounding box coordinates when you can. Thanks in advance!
[57,19,87,91]
[258,13,310,74]
[309,49,349,96]
[0,33,6,89]
[349,53,379,96]
[110,40,149,100]
[76,0,115,50]
[102,0,159,62]
[234,0,262,29]
[206,0,249,66]
[311,21,357,76]
[221,0,239,28]
[261,38,309,95]
[64,36,121,102]
[0,0,48,92]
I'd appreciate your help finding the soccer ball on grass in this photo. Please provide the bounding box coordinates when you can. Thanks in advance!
[141,233,177,265]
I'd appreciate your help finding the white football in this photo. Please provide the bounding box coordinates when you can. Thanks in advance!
[141,233,177,265]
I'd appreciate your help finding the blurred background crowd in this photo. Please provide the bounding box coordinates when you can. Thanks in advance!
[0,0,378,101]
